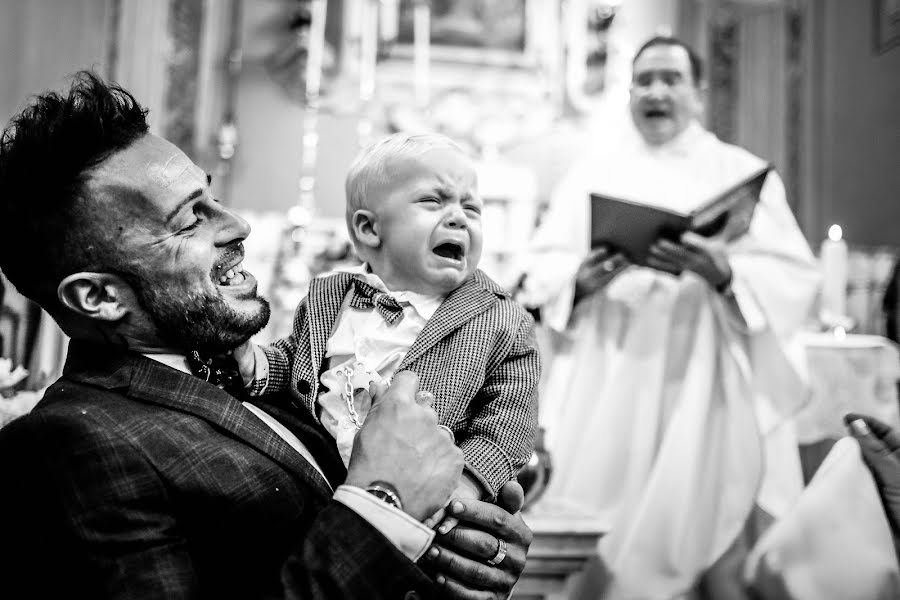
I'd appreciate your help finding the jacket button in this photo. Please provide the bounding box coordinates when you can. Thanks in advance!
[296,380,310,394]
[403,592,420,600]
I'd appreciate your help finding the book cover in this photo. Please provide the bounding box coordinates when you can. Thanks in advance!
[590,164,773,265]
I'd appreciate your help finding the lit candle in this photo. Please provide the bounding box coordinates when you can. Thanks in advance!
[413,0,430,107]
[820,224,848,320]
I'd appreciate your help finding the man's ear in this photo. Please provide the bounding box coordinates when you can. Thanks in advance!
[57,272,133,322]
[351,209,381,250]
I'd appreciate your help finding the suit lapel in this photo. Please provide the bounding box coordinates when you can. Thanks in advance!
[399,270,501,370]
[303,272,355,412]
[64,343,333,497]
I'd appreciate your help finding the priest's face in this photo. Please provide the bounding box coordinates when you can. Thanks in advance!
[630,44,703,146]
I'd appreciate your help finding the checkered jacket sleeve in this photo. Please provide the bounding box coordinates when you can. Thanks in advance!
[250,298,310,396]
[458,310,541,499]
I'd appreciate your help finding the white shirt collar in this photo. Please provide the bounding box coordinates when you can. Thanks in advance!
[641,119,707,157]
[142,352,192,374]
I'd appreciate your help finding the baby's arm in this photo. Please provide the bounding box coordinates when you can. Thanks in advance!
[235,296,310,396]
[460,311,541,500]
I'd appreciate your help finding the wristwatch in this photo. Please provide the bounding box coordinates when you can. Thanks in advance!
[365,482,403,511]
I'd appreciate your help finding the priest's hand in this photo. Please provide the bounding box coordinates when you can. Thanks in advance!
[647,232,731,290]
[574,246,629,304]
[845,413,900,536]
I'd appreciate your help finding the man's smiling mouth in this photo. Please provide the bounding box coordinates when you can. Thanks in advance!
[216,261,247,286]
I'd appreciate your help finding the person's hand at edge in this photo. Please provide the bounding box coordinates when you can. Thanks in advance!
[845,413,900,535]
[423,481,532,599]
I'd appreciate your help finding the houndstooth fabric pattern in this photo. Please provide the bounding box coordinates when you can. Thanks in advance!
[262,269,541,498]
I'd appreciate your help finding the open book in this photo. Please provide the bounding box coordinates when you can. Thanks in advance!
[590,164,773,265]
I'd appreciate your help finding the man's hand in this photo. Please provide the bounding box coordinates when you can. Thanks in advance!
[345,371,464,521]
[845,413,900,534]
[424,481,533,599]
[574,246,629,304]
[647,231,731,289]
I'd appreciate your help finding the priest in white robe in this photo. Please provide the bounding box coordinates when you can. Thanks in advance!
[517,36,820,599]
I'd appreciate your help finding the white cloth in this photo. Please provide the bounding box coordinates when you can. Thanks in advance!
[519,121,820,599]
[318,265,445,466]
[142,352,435,562]
[745,437,900,599]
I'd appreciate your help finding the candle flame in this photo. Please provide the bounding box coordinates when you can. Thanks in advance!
[828,224,843,242]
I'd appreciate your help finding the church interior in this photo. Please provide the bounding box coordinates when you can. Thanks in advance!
[1,1,899,598]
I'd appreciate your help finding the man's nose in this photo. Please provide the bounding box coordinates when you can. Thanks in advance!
[215,205,251,244]
[646,79,668,99]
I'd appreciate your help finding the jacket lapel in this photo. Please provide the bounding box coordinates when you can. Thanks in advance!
[303,272,355,412]
[63,342,334,497]
[399,270,503,370]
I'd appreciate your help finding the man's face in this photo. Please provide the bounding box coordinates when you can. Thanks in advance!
[629,44,702,146]
[87,134,269,354]
[368,148,483,296]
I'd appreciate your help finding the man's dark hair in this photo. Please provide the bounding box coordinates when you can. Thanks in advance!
[0,70,149,308]
[633,35,704,86]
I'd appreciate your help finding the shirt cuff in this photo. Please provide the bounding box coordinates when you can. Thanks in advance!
[245,344,269,396]
[333,485,435,562]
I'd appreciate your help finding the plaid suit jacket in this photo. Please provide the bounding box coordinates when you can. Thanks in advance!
[0,341,437,599]
[262,269,541,497]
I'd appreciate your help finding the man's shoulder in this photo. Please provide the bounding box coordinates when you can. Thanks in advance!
[702,128,769,169]
[0,382,136,457]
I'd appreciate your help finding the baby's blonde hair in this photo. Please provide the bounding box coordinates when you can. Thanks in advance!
[344,132,465,248]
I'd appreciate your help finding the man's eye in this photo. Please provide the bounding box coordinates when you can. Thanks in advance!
[180,220,201,232]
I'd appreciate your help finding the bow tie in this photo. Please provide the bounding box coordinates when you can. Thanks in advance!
[349,278,406,325]
[186,350,245,397]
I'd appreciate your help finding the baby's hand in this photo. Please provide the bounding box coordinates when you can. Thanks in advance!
[231,341,257,385]
[427,473,483,534]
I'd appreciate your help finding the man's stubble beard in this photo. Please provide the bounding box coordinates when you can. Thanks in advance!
[130,273,270,355]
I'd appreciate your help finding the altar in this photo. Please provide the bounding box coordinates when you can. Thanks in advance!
[515,499,605,600]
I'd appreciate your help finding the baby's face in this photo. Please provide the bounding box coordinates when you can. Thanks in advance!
[370,147,482,296]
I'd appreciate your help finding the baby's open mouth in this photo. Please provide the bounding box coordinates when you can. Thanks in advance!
[215,261,247,286]
[433,242,464,263]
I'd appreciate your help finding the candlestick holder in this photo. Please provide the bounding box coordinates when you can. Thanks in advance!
[819,310,855,337]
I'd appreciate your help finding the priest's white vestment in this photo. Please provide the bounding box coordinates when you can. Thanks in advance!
[519,121,820,599]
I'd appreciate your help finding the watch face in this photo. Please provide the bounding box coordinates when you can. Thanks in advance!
[366,485,402,510]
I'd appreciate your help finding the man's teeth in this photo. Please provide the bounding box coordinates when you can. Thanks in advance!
[218,262,246,285]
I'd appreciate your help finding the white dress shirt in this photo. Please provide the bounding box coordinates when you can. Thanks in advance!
[318,266,445,465]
